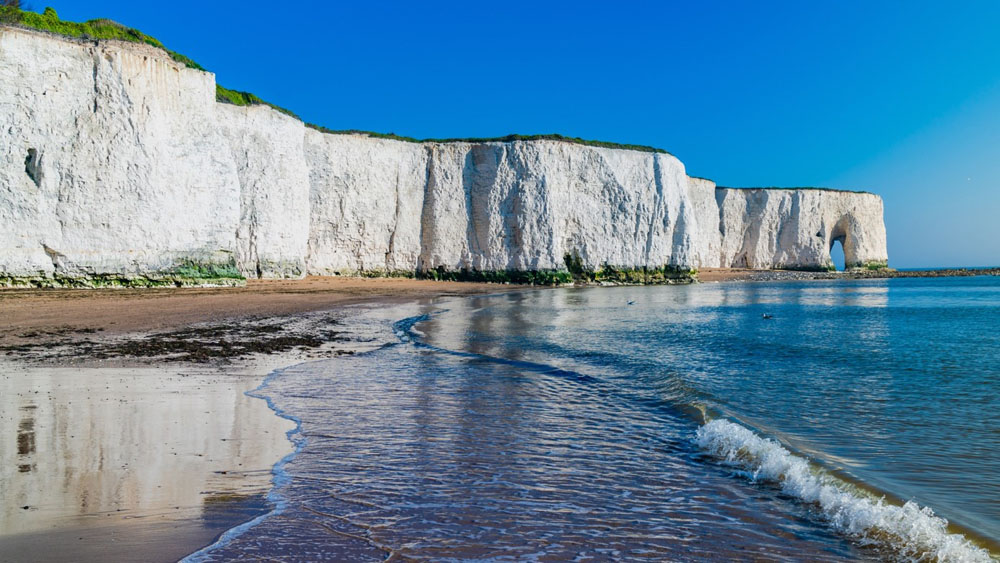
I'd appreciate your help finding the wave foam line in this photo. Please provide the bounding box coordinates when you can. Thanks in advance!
[696,419,993,562]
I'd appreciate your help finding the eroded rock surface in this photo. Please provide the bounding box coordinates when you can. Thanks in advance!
[717,188,888,270]
[0,28,240,285]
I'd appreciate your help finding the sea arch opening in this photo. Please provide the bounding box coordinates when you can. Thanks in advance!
[829,215,857,270]
[830,238,846,271]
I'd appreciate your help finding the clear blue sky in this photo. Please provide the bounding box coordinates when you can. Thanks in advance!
[42,1,1000,268]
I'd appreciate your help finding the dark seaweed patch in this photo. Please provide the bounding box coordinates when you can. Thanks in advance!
[2,316,355,364]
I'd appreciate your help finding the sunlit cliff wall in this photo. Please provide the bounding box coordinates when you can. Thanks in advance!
[0,27,888,285]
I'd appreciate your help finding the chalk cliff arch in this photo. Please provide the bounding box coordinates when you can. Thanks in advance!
[827,210,887,270]
[829,215,854,269]
[717,188,888,271]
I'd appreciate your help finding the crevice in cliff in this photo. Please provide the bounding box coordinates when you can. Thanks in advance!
[462,149,483,268]
[773,192,798,261]
[91,52,100,113]
[24,148,42,187]
[500,156,526,270]
[416,146,437,272]
[671,199,689,266]
[463,145,506,270]
[385,168,402,269]
[644,154,665,263]
[714,188,728,266]
[41,244,68,275]
[239,171,262,279]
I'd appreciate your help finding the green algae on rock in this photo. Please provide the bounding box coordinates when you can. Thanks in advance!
[0,260,245,289]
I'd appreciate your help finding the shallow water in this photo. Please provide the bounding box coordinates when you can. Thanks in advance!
[194,277,999,561]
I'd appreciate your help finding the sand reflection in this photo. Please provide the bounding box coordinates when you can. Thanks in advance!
[0,363,294,560]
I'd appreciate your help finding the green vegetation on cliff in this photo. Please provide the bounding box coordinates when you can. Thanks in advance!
[0,272,245,289]
[169,259,244,282]
[0,258,244,289]
[303,124,670,154]
[418,267,574,286]
[854,260,890,271]
[0,6,204,70]
[718,186,877,196]
[564,253,697,284]
[408,262,697,286]
[215,85,300,119]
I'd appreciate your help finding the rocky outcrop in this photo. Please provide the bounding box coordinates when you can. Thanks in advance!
[717,188,888,270]
[0,27,889,286]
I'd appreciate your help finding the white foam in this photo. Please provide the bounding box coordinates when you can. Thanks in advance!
[695,419,993,562]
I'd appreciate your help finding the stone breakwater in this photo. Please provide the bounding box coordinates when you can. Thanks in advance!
[0,28,888,286]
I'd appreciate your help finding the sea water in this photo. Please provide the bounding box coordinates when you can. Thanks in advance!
[190,277,999,561]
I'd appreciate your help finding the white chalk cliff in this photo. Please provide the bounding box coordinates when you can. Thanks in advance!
[717,188,888,270]
[0,27,888,285]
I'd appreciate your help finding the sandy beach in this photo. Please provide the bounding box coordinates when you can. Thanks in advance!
[0,277,524,562]
[0,277,522,349]
[4,272,996,561]
[0,362,295,563]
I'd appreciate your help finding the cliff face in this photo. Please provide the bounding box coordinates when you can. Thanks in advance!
[717,188,888,269]
[304,130,428,275]
[414,141,717,273]
[0,27,889,285]
[217,104,310,278]
[303,138,722,275]
[0,28,241,284]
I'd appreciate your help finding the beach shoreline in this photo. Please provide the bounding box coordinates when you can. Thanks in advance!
[696,266,1000,283]
[4,270,998,353]
[0,278,528,562]
[0,277,527,354]
[3,273,998,561]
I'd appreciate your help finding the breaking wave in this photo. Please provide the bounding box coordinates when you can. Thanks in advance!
[695,419,993,562]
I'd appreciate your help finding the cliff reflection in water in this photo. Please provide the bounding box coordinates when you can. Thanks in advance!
[0,365,294,537]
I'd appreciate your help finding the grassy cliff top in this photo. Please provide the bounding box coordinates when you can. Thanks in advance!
[0,6,203,69]
[717,186,877,195]
[0,7,304,118]
[0,6,670,155]
[302,125,670,154]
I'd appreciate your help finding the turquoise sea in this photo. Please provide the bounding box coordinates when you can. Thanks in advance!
[190,277,999,561]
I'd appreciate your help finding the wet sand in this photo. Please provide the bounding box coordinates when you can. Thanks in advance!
[0,361,296,563]
[0,278,524,562]
[0,277,520,348]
